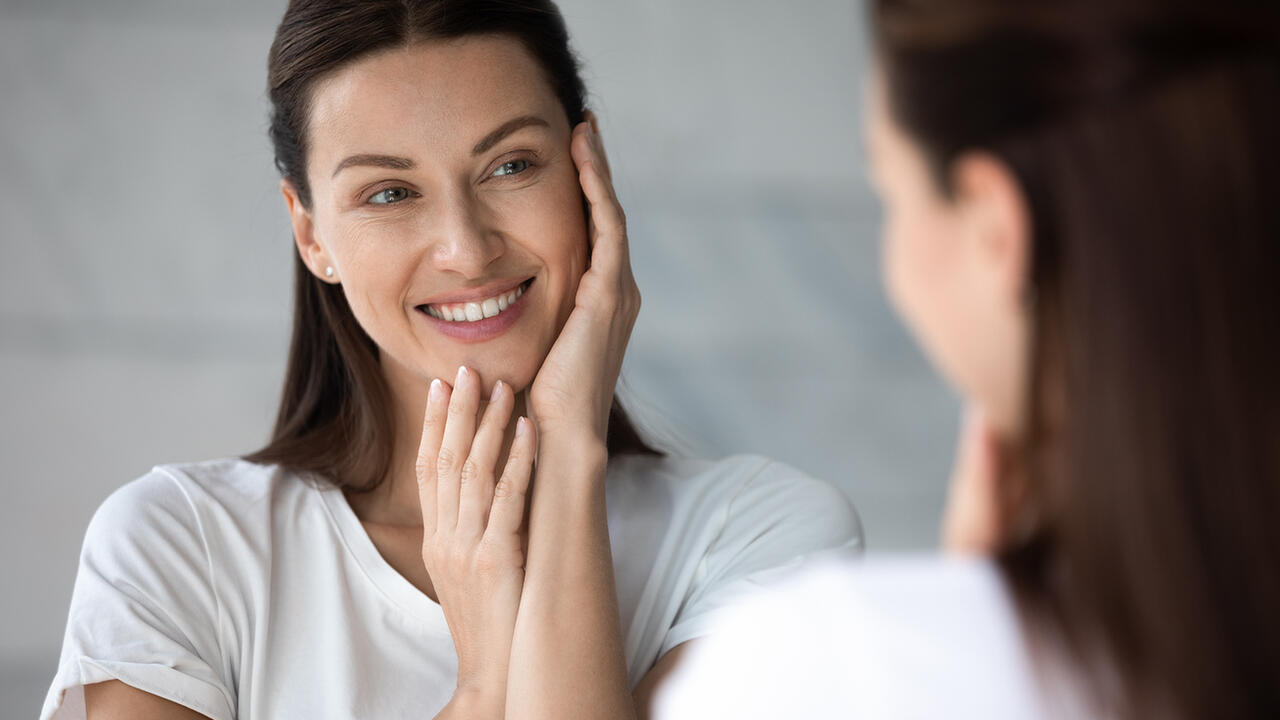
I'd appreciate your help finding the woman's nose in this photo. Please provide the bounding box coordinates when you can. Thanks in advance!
[428,193,505,277]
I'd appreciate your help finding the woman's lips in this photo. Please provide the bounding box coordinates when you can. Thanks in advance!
[415,278,533,343]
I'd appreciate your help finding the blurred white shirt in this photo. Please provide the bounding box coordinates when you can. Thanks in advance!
[655,555,1059,719]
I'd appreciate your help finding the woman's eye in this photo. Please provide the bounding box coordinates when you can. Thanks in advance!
[369,187,410,204]
[491,159,531,178]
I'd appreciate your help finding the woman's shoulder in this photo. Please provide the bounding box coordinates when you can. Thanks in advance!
[609,452,850,506]
[96,457,308,521]
[609,452,863,549]
[85,458,316,568]
[656,555,1041,719]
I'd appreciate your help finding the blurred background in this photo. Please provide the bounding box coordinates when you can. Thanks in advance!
[0,0,957,715]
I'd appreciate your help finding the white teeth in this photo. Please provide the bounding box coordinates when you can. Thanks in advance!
[425,282,528,323]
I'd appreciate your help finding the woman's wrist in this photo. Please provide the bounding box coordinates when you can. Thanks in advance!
[536,432,609,479]
[440,683,505,720]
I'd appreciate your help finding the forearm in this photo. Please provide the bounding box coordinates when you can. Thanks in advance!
[505,441,635,720]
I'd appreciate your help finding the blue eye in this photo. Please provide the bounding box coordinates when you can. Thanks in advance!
[369,187,410,204]
[492,159,531,177]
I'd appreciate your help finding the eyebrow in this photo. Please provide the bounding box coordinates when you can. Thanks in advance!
[331,153,415,178]
[472,115,550,156]
[329,115,551,178]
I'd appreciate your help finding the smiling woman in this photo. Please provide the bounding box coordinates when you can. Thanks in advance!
[37,2,862,720]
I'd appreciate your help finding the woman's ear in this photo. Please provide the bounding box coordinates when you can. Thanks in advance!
[282,179,339,283]
[950,152,1032,308]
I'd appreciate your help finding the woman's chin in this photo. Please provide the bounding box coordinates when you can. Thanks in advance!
[446,363,536,399]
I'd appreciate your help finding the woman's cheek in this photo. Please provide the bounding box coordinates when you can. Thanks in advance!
[336,227,420,333]
[884,211,955,371]
[882,211,922,330]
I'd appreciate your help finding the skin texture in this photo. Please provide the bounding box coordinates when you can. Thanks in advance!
[864,73,1033,552]
[86,36,685,720]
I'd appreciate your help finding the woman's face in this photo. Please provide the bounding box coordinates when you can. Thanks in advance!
[287,36,587,396]
[865,73,1031,434]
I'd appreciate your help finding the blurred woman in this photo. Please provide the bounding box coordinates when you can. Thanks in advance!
[658,0,1280,718]
[40,2,861,719]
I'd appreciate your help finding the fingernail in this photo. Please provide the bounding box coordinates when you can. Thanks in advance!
[456,366,468,384]
[516,416,528,436]
[493,379,506,398]
[429,378,444,402]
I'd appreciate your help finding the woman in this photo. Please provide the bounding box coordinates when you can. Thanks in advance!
[659,0,1280,718]
[39,2,861,719]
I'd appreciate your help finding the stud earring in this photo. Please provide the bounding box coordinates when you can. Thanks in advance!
[324,266,335,278]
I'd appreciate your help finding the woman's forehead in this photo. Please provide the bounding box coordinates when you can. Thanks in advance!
[305,36,565,164]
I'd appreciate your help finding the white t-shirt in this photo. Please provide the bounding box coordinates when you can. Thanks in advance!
[655,556,1080,720]
[42,453,862,720]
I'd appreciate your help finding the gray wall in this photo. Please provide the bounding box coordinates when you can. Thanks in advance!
[1,1,957,716]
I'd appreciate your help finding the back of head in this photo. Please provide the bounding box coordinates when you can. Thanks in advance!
[871,1,1280,718]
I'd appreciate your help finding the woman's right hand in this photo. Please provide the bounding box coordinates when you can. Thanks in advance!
[416,365,536,718]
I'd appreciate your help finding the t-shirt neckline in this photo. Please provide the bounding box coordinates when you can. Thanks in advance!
[312,478,450,634]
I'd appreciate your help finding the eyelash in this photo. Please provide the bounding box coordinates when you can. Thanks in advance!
[361,154,539,206]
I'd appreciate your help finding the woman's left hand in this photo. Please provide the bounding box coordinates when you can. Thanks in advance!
[527,113,639,449]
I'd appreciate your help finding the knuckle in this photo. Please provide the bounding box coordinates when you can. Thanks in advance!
[459,459,483,487]
[477,538,522,571]
[436,446,458,475]
[493,474,521,501]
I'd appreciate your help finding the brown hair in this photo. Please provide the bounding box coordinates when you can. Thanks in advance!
[247,0,658,492]
[872,1,1280,718]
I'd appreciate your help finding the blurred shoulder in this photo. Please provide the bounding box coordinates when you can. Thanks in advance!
[656,555,1040,719]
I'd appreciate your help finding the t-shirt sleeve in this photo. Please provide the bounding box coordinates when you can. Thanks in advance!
[659,459,863,655]
[40,468,236,720]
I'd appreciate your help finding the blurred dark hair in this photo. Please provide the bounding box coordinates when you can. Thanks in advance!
[247,0,658,492]
[872,0,1279,717]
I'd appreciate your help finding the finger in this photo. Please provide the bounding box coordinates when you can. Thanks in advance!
[571,121,620,207]
[415,377,451,537]
[437,365,479,533]
[486,416,536,539]
[576,158,629,275]
[583,110,612,181]
[456,380,515,539]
